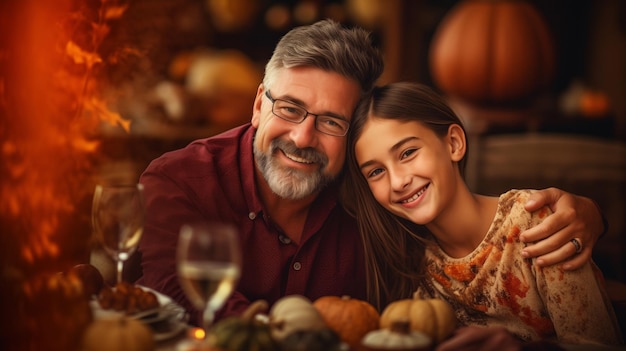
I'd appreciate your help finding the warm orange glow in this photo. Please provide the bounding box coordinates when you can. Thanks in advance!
[66,41,103,68]
[104,4,129,20]
[0,0,133,270]
[191,327,206,340]
[0,1,140,349]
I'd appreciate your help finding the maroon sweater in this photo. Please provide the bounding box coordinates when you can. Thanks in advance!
[136,124,365,326]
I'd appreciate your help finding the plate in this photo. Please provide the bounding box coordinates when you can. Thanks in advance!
[139,301,185,324]
[90,285,188,341]
[151,320,188,342]
[90,285,183,320]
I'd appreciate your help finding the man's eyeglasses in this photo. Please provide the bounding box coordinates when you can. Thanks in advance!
[264,90,350,137]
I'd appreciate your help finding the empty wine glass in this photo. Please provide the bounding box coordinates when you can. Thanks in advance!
[91,183,145,284]
[176,222,241,340]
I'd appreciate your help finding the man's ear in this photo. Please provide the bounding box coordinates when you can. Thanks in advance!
[447,124,466,161]
[250,83,264,127]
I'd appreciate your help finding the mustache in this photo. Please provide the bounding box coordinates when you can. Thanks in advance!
[272,139,328,166]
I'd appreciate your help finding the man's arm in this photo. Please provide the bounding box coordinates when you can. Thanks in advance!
[519,187,605,270]
[137,165,253,326]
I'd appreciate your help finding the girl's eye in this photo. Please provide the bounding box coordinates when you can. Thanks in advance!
[400,148,417,159]
[366,168,383,178]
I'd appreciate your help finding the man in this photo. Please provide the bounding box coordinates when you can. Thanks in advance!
[136,19,605,327]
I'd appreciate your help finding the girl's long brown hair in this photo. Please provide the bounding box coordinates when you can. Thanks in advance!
[340,82,469,310]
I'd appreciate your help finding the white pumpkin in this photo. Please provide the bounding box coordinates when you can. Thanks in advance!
[362,321,431,351]
[268,295,328,340]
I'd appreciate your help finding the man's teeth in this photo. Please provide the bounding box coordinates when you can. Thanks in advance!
[403,187,426,203]
[285,152,313,164]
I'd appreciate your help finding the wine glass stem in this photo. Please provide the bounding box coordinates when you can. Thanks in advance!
[203,306,215,337]
[116,260,123,284]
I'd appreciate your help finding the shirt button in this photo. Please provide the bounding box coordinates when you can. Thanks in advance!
[248,212,256,220]
[293,262,302,271]
[278,234,292,244]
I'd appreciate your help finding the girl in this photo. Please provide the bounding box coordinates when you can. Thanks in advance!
[342,82,622,348]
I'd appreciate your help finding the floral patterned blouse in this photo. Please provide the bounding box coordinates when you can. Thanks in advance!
[413,189,623,345]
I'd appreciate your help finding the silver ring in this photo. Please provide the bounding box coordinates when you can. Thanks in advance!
[570,238,582,254]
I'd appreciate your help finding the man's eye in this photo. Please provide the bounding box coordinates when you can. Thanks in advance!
[282,106,302,116]
[318,116,348,133]
[320,117,340,128]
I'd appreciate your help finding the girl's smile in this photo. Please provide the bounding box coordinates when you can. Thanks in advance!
[397,183,430,207]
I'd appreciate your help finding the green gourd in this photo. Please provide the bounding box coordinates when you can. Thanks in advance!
[208,300,277,351]
[278,328,343,351]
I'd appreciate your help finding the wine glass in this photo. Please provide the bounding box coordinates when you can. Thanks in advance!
[91,183,145,284]
[176,222,241,339]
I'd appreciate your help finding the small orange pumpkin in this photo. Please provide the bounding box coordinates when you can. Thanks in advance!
[313,295,380,351]
[20,271,93,351]
[81,316,155,351]
[379,299,456,345]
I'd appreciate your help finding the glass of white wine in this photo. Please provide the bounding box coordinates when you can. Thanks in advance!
[176,222,241,339]
[91,183,145,284]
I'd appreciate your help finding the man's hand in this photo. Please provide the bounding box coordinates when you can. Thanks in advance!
[519,187,604,270]
[435,326,522,351]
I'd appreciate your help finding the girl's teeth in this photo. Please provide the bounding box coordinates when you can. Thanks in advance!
[403,187,426,203]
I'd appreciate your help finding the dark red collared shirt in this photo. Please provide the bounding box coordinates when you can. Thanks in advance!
[136,124,365,325]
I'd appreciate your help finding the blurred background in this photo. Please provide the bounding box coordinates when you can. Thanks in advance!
[89,0,625,138]
[91,0,626,280]
[0,0,625,346]
[1,0,624,300]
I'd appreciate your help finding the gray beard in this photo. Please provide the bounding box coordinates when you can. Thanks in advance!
[253,138,334,200]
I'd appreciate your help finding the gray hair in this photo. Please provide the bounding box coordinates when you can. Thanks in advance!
[262,19,384,95]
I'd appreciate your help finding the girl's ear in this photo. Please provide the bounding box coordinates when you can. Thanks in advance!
[250,83,265,127]
[447,124,466,162]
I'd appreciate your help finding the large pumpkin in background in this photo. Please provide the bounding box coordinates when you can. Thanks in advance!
[429,0,556,104]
